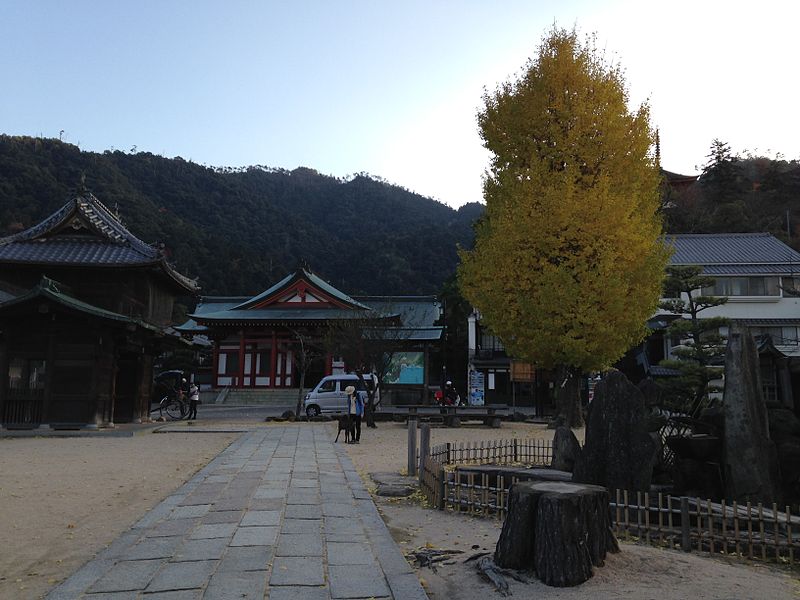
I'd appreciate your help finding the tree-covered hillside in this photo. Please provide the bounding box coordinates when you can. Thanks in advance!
[0,135,480,295]
[663,140,800,248]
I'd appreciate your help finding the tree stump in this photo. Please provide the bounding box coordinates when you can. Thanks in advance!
[494,481,618,587]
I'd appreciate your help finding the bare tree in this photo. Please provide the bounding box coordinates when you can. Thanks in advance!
[325,310,422,428]
[290,326,324,418]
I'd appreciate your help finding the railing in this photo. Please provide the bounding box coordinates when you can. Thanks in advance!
[2,387,45,427]
[419,437,800,567]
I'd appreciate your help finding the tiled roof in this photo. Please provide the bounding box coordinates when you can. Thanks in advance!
[0,239,160,265]
[234,268,370,310]
[181,293,440,334]
[0,193,198,292]
[192,308,398,323]
[666,233,800,267]
[356,296,441,328]
[0,276,156,329]
[363,326,443,341]
[701,264,799,275]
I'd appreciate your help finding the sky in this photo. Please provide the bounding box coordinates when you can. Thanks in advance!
[2,0,799,208]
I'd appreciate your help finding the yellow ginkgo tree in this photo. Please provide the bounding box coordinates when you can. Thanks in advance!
[459,27,669,428]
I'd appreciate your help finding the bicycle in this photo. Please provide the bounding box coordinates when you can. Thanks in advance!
[150,389,187,420]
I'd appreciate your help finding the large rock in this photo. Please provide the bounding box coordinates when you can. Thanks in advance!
[551,426,582,472]
[573,371,657,492]
[722,325,780,504]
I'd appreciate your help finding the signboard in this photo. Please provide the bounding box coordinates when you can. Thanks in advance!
[511,360,535,382]
[469,369,485,406]
[384,352,424,385]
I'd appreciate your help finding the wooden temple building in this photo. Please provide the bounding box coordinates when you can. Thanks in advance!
[178,266,443,401]
[0,193,198,428]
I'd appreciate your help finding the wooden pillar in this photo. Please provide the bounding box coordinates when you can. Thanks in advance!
[237,330,245,388]
[212,337,220,388]
[418,423,430,486]
[0,328,9,426]
[407,416,418,476]
[423,343,430,403]
[42,320,56,426]
[270,330,278,389]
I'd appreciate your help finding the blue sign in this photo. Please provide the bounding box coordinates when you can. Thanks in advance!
[469,370,485,406]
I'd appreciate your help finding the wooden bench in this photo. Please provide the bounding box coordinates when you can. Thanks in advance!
[386,404,510,427]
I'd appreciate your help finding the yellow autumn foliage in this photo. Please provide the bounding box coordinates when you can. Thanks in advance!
[459,27,669,372]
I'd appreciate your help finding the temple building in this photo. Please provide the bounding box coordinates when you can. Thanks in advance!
[0,193,198,428]
[178,266,443,402]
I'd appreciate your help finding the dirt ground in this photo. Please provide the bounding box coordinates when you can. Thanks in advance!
[0,431,238,599]
[2,420,798,600]
[341,420,800,600]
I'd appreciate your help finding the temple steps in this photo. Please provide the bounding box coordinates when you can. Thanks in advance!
[213,388,304,407]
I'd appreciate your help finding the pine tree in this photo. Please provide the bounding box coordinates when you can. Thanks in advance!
[458,27,669,427]
[657,265,728,416]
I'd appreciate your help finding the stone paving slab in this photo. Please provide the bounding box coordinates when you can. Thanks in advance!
[46,425,427,599]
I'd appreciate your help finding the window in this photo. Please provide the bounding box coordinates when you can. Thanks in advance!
[782,277,800,297]
[752,326,800,345]
[760,362,778,404]
[702,277,780,297]
[222,353,239,375]
[319,379,336,393]
[8,358,47,390]
[479,330,505,352]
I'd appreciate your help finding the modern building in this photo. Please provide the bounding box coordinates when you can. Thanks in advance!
[466,232,800,412]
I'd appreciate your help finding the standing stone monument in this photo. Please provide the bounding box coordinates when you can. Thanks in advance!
[551,426,582,472]
[573,370,657,492]
[723,325,780,504]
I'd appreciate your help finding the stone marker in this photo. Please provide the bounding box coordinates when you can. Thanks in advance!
[573,370,657,492]
[551,426,581,472]
[723,325,780,504]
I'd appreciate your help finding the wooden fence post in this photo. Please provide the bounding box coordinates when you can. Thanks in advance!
[681,496,691,552]
[438,465,446,510]
[419,423,430,486]
[407,416,417,476]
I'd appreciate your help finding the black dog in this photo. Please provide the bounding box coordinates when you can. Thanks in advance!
[334,414,353,443]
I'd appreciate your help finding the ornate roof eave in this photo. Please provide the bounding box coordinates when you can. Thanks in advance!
[158,257,200,294]
[192,314,400,328]
[0,276,161,333]
[233,267,371,311]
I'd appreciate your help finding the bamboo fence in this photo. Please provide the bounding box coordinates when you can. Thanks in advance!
[419,437,800,567]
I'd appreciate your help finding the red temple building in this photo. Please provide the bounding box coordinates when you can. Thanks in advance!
[179,266,443,401]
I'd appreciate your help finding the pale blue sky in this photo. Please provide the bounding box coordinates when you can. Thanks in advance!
[2,1,798,207]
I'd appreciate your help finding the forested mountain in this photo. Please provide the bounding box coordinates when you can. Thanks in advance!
[3,135,797,299]
[0,135,481,295]
[663,140,800,248]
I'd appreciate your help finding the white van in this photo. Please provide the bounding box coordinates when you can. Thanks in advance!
[303,373,379,417]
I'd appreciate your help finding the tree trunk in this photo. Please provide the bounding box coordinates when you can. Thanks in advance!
[549,365,584,429]
[495,481,618,587]
[295,369,306,418]
[365,396,377,428]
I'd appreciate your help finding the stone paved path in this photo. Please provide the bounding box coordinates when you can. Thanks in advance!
[47,425,428,599]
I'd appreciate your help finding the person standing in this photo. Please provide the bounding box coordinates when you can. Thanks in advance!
[187,380,200,420]
[345,385,364,443]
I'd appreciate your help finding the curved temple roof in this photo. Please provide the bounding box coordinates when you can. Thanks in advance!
[0,193,198,292]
